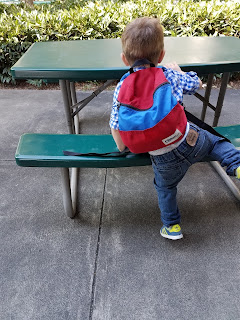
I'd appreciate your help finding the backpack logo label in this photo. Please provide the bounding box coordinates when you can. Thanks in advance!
[162,129,182,145]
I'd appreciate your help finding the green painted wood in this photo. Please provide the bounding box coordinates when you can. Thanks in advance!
[15,125,240,168]
[15,133,151,168]
[11,37,240,80]
[214,125,240,149]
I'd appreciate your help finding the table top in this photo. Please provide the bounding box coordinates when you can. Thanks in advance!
[11,37,240,81]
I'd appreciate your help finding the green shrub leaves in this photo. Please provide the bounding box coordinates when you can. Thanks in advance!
[1,0,240,83]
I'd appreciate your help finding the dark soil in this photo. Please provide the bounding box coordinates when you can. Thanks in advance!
[0,80,119,90]
[1,78,240,90]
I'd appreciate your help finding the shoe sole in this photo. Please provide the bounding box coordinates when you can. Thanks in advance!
[160,231,183,240]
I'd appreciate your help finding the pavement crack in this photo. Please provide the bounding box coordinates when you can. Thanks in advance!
[89,168,107,320]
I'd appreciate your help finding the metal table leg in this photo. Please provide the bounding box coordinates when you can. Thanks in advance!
[201,73,214,121]
[59,80,74,134]
[194,73,240,201]
[59,79,115,217]
[70,82,80,134]
[59,80,79,217]
[206,73,239,200]
[213,72,230,127]
[61,168,76,218]
[194,72,230,126]
[69,81,80,215]
[211,161,240,201]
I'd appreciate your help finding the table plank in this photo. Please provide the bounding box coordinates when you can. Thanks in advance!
[11,37,240,80]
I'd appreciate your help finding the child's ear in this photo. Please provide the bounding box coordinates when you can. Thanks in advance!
[121,53,130,66]
[158,50,165,64]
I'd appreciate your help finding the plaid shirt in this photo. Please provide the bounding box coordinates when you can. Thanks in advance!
[109,66,200,130]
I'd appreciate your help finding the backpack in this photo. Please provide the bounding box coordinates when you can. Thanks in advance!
[63,59,231,158]
[117,59,187,154]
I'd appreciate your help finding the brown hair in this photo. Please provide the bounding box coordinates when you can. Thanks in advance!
[121,17,164,66]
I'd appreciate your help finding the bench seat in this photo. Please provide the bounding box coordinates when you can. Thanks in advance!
[214,125,240,148]
[15,125,240,169]
[15,125,240,218]
[15,133,152,168]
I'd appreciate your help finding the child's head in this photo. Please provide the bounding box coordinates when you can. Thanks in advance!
[121,17,165,66]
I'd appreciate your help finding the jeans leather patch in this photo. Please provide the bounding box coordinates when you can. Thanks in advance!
[186,129,199,146]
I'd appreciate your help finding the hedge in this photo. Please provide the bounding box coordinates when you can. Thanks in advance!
[1,0,240,84]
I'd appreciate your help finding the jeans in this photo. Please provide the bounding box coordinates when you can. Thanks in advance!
[150,123,240,227]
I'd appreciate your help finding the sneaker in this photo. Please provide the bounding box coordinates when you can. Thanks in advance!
[160,224,183,240]
[236,166,240,179]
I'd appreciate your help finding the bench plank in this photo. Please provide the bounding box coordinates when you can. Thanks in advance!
[214,125,240,148]
[15,125,240,169]
[15,133,151,168]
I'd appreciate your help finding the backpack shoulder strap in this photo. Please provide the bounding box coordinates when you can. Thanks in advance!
[63,147,131,157]
[184,109,231,143]
[129,59,155,73]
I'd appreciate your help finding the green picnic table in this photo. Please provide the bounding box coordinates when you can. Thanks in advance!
[11,37,240,131]
[11,37,240,217]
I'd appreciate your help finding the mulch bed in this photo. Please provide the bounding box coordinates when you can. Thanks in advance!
[1,78,240,90]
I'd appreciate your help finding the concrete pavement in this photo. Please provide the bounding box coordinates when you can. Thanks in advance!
[0,87,240,320]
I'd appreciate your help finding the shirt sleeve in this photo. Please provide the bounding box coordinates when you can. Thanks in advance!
[163,67,201,104]
[181,71,201,95]
[109,81,122,130]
